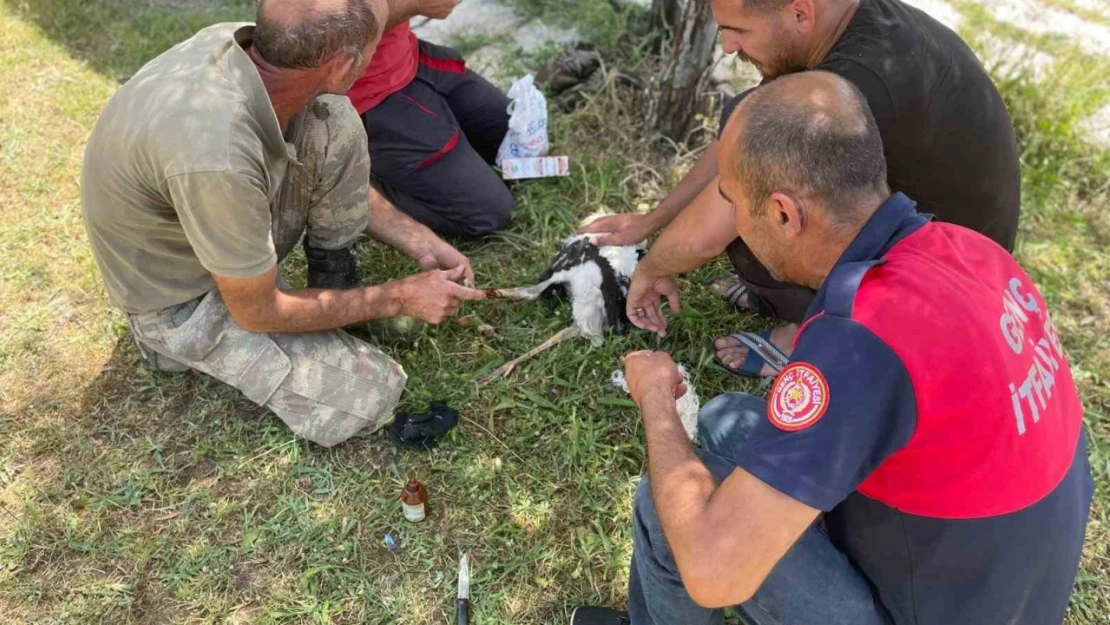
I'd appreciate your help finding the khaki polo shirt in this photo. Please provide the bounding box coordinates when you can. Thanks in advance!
[82,23,303,314]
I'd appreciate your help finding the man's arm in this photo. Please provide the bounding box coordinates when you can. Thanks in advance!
[213,264,483,334]
[626,318,919,605]
[216,186,487,334]
[625,351,818,607]
[383,0,419,29]
[578,143,721,246]
[366,186,475,283]
[623,178,738,336]
[364,185,436,256]
[651,142,721,231]
[641,389,818,607]
[383,0,460,29]
[214,266,401,333]
[637,175,737,279]
[581,86,765,247]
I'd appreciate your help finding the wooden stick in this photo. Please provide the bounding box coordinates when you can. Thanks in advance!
[477,326,581,386]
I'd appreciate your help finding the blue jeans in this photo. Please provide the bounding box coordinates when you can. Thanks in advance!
[628,392,892,625]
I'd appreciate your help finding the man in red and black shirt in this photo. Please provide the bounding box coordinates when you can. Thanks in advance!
[570,72,1091,625]
[348,0,513,238]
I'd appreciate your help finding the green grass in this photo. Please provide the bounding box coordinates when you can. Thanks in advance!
[0,0,1108,623]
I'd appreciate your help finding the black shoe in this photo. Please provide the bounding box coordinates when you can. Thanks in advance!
[304,240,360,289]
[388,401,459,450]
[569,606,630,625]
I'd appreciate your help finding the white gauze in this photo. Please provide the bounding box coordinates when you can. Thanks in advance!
[611,364,699,441]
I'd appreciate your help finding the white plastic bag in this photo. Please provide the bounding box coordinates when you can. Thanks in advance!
[497,74,549,165]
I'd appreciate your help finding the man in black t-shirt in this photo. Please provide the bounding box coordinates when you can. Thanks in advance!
[581,0,1021,379]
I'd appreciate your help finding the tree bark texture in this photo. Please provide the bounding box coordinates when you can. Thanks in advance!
[650,0,679,33]
[651,0,717,143]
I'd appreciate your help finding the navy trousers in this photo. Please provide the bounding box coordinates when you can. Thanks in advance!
[361,40,513,238]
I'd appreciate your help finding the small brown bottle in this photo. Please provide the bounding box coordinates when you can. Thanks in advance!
[401,478,429,522]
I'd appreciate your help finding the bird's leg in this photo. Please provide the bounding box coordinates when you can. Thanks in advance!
[484,279,557,301]
[477,326,581,386]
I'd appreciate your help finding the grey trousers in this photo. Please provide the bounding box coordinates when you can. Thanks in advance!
[127,96,407,447]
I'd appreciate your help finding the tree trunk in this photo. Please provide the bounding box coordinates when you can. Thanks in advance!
[649,0,679,33]
[652,0,717,143]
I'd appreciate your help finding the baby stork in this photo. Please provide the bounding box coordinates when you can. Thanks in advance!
[478,232,644,385]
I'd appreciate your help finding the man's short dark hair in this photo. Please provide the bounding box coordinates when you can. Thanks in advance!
[738,0,795,14]
[732,72,888,224]
[254,0,378,70]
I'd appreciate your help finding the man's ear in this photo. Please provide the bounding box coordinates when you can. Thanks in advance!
[322,51,358,91]
[768,191,805,239]
[790,0,817,33]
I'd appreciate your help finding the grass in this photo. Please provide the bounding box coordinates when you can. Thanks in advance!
[0,0,1107,623]
[1040,0,1110,28]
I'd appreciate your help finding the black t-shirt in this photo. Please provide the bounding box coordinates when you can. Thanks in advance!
[722,0,1021,251]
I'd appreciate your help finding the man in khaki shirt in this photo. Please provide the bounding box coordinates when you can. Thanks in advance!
[82,0,485,447]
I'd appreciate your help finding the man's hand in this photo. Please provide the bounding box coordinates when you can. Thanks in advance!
[577,213,657,247]
[626,269,681,337]
[393,265,486,324]
[414,240,475,286]
[623,350,687,407]
[418,0,461,19]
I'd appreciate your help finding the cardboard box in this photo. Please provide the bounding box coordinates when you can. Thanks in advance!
[501,156,570,180]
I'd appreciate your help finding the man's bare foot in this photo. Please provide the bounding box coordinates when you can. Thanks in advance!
[709,275,760,312]
[714,323,799,378]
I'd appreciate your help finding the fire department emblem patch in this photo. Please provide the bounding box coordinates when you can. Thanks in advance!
[768,363,829,431]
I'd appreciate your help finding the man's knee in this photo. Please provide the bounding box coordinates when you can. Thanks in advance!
[313,95,368,158]
[632,475,687,586]
[698,392,767,460]
[455,178,514,238]
[633,476,664,541]
[266,330,408,446]
[268,389,390,448]
[295,96,371,252]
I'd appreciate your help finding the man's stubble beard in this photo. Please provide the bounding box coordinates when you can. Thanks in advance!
[741,224,790,284]
[746,28,808,80]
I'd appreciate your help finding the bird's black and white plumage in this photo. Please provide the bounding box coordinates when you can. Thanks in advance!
[488,233,645,343]
[478,228,645,385]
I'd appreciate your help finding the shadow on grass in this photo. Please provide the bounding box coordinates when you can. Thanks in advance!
[9,0,254,83]
[2,337,279,622]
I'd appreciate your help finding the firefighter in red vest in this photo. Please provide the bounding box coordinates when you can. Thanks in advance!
[570,71,1091,625]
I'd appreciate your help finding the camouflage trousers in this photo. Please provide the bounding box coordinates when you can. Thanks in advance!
[127,96,408,447]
